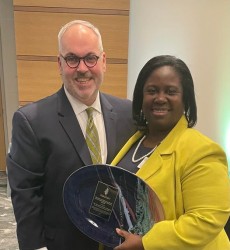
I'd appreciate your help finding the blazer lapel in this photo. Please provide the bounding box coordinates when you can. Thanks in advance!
[137,115,188,181]
[136,148,164,181]
[57,87,92,166]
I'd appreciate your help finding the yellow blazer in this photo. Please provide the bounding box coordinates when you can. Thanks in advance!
[111,115,230,250]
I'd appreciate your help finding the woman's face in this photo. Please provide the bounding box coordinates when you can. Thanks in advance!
[142,65,184,133]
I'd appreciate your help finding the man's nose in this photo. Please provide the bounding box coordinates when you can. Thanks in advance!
[76,59,88,72]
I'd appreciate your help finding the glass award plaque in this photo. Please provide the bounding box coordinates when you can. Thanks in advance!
[63,164,164,248]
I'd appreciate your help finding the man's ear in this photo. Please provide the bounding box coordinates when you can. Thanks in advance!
[57,55,62,74]
[102,52,106,72]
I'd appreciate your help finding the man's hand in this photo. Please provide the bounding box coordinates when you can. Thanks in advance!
[114,228,144,250]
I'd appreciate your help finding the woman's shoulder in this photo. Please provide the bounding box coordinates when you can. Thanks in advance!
[177,128,226,156]
[182,128,217,145]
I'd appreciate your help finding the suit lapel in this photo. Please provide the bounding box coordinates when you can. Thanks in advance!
[56,87,92,166]
[100,94,117,163]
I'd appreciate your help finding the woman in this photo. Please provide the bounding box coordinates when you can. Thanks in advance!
[111,55,230,250]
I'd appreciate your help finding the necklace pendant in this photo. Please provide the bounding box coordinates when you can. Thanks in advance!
[136,157,148,169]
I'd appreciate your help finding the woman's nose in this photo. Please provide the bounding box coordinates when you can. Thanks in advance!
[154,92,166,103]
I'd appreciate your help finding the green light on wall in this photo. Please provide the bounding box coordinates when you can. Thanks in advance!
[226,122,230,175]
[217,61,230,176]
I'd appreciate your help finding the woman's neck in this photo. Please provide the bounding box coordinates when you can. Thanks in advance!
[143,130,169,148]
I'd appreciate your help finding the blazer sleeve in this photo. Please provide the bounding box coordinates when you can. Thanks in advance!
[7,109,46,249]
[142,139,230,250]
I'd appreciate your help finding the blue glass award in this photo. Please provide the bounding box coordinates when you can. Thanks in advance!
[63,164,164,248]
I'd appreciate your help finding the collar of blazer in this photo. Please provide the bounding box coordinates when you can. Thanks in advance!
[111,115,188,179]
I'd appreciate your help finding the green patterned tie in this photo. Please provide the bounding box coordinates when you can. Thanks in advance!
[85,107,102,164]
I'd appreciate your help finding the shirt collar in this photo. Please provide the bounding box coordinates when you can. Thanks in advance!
[64,86,102,115]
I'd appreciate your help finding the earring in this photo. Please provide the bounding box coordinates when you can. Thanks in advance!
[140,110,147,125]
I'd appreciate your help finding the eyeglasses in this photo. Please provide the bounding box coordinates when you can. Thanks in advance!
[60,53,101,68]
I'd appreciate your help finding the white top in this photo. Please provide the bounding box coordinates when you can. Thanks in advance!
[64,86,107,163]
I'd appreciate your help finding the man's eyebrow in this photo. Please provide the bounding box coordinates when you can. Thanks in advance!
[64,52,96,57]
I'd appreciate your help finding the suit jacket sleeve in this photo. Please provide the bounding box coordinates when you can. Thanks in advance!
[7,109,47,249]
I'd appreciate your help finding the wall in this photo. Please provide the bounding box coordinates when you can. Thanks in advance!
[13,0,130,106]
[0,0,18,172]
[128,0,230,166]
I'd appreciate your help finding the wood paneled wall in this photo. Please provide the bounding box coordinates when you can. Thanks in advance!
[13,0,130,106]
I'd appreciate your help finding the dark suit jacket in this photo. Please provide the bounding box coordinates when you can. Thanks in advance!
[7,86,136,250]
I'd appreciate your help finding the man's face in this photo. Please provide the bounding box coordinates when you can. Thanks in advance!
[58,24,106,106]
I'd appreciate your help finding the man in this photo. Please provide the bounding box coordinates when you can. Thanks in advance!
[7,20,136,250]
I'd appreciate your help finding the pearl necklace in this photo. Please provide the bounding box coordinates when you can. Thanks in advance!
[132,135,159,163]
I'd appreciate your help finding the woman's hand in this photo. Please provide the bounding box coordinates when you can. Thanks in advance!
[114,228,144,250]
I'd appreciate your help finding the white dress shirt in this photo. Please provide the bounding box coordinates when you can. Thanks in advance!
[64,87,107,163]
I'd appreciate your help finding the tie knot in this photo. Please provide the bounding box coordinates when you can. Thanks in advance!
[86,107,94,118]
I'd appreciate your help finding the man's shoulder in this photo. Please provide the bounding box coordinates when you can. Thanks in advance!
[19,90,60,112]
[100,92,132,106]
[16,90,61,121]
